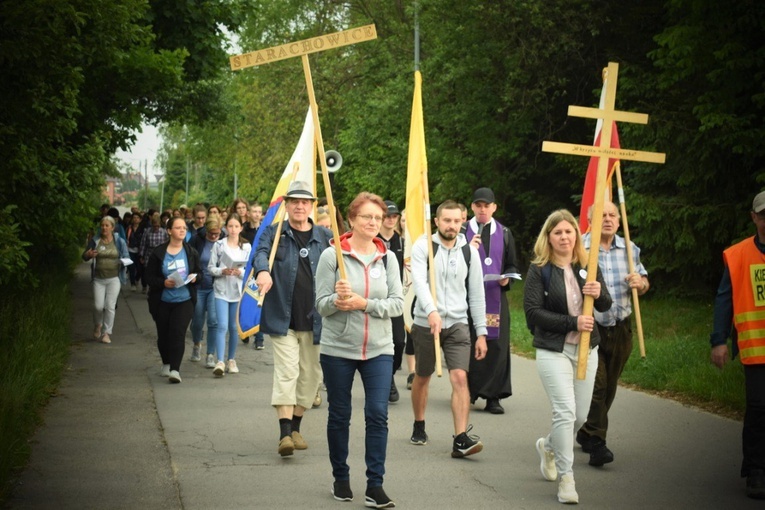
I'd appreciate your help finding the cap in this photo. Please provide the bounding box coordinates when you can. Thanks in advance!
[754,191,765,213]
[472,187,495,204]
[283,181,317,201]
[384,200,400,216]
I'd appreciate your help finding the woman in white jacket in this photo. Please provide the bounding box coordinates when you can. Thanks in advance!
[208,213,251,377]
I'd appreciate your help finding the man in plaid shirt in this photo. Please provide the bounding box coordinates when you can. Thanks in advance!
[577,200,650,467]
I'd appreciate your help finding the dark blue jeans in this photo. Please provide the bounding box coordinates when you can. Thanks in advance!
[321,354,393,488]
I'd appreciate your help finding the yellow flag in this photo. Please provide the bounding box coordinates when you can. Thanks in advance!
[403,70,428,329]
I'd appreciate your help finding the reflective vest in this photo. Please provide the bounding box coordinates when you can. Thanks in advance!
[725,236,765,365]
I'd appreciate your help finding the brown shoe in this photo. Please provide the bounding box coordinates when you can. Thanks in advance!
[292,431,308,450]
[278,435,295,457]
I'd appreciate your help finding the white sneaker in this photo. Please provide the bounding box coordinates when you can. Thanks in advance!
[205,354,215,368]
[226,359,239,374]
[160,364,171,377]
[169,370,182,383]
[213,361,225,377]
[190,344,201,362]
[131,285,137,292]
[536,437,557,481]
[100,333,111,344]
[557,473,579,504]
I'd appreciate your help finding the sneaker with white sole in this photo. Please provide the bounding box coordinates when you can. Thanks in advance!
[364,486,395,508]
[536,437,557,481]
[160,364,171,377]
[410,421,428,445]
[205,354,215,368]
[168,370,182,383]
[226,359,239,374]
[332,480,353,502]
[213,361,225,377]
[131,284,137,292]
[557,473,579,504]
[451,424,483,458]
[190,344,201,362]
[100,333,111,344]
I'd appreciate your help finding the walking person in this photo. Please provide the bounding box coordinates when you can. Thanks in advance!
[465,187,518,414]
[315,192,404,508]
[140,212,169,292]
[409,200,488,458]
[524,209,611,504]
[576,201,650,466]
[144,217,201,383]
[252,181,332,457]
[126,212,144,292]
[208,213,251,377]
[190,216,222,365]
[710,191,765,499]
[82,215,129,344]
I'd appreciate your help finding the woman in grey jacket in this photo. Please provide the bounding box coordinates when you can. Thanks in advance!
[524,209,612,505]
[315,192,404,509]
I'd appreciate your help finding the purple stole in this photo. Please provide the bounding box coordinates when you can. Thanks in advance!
[466,220,505,339]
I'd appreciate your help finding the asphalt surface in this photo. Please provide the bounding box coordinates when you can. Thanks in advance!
[6,262,759,509]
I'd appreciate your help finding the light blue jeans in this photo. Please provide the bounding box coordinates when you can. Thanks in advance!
[214,298,239,362]
[191,288,217,355]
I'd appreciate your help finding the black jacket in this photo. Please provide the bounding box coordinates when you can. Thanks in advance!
[144,241,202,319]
[523,261,612,353]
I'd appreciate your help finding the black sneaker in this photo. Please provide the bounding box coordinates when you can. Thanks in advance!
[576,433,597,453]
[588,440,614,467]
[365,486,395,508]
[410,421,428,445]
[389,376,399,403]
[332,480,353,502]
[485,398,504,414]
[452,425,483,458]
[406,373,414,390]
[748,470,765,499]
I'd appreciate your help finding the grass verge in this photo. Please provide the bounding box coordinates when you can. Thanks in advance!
[0,268,73,503]
[509,280,745,420]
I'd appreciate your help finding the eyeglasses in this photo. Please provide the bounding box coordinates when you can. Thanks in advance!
[207,231,221,237]
[357,214,383,223]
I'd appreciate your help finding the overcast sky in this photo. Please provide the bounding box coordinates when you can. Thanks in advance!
[114,123,163,178]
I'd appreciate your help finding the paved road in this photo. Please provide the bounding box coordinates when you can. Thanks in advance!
[6,263,758,509]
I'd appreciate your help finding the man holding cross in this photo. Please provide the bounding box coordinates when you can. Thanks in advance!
[253,181,333,457]
[576,200,649,466]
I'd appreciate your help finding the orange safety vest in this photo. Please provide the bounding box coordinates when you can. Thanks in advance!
[725,236,765,365]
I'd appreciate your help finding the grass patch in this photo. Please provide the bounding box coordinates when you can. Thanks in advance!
[508,280,744,420]
[0,268,73,502]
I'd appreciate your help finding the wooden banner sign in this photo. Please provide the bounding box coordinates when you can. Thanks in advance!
[230,24,377,71]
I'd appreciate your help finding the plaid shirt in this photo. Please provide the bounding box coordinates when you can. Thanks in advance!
[140,227,169,261]
[583,233,647,326]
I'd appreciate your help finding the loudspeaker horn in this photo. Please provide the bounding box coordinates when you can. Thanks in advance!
[324,150,343,173]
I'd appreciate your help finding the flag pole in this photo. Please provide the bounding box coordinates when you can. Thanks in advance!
[614,163,646,358]
[257,162,301,306]
[421,173,442,377]
[301,54,347,280]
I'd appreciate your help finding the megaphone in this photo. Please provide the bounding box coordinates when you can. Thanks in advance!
[324,150,343,173]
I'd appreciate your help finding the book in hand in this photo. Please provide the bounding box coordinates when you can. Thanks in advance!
[220,250,248,270]
[120,257,134,266]
[168,271,197,287]
[483,272,522,282]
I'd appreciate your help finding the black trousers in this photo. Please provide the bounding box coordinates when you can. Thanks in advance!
[743,364,765,476]
[155,299,193,371]
[392,315,405,373]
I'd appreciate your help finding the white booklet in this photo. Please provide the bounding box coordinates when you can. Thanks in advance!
[168,271,197,287]
[221,250,248,269]
[120,257,134,266]
[483,272,522,282]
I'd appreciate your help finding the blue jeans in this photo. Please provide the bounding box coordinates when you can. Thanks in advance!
[191,288,217,354]
[214,298,239,362]
[321,354,392,488]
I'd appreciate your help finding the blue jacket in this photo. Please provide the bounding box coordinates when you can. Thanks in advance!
[253,220,332,342]
[82,233,130,284]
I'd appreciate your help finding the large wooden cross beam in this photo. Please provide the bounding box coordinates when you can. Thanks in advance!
[542,62,666,379]
[229,25,378,279]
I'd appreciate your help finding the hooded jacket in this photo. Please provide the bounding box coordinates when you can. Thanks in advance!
[411,233,488,337]
[315,232,404,360]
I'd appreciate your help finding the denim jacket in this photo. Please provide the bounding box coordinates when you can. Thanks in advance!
[82,233,130,284]
[253,220,332,342]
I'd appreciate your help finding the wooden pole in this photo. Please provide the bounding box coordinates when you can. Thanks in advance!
[421,173,442,377]
[257,162,301,306]
[301,55,346,280]
[614,163,647,358]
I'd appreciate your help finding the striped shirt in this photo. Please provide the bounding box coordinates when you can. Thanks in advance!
[583,233,647,326]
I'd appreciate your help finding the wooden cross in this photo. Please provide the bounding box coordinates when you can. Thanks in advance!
[541,62,666,379]
[229,25,378,279]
